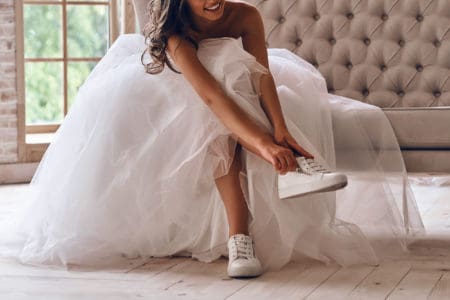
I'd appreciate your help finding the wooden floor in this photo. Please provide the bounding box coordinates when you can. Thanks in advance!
[1,173,450,300]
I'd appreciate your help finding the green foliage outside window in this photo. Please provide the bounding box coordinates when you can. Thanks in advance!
[24,4,109,125]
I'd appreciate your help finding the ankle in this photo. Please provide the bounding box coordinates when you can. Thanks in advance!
[228,230,249,238]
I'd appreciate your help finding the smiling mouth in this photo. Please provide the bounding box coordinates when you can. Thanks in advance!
[204,2,221,12]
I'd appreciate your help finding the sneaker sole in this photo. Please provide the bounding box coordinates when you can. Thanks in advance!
[279,180,348,200]
[228,269,263,278]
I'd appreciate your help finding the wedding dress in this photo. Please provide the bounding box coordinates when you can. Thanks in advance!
[0,34,425,271]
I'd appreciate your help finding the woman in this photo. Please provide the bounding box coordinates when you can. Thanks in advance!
[0,0,423,279]
[147,0,349,277]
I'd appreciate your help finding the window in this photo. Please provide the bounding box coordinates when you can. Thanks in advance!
[22,0,119,134]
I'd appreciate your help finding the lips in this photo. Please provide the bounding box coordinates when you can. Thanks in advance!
[204,2,221,12]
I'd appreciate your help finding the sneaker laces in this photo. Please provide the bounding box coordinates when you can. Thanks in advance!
[296,157,331,174]
[229,235,255,260]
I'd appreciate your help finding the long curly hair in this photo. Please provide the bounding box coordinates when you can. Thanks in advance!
[141,0,199,74]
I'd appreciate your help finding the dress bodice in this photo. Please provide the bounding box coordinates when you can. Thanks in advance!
[166,37,269,74]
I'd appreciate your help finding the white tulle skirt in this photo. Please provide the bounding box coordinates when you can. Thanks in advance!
[0,34,425,271]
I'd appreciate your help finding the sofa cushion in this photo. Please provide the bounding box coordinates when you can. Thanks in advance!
[402,150,450,172]
[384,107,450,149]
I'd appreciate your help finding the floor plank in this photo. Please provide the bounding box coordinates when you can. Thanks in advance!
[347,261,412,299]
[226,260,339,300]
[428,271,450,300]
[304,265,375,300]
[0,256,151,280]
[386,268,444,300]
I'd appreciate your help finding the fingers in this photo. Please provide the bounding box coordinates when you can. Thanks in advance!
[286,136,314,159]
[259,138,305,175]
[276,156,288,173]
[275,149,298,175]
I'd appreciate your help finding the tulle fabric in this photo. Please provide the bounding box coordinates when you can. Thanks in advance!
[0,34,424,271]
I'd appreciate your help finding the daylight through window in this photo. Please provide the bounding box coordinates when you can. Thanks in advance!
[23,0,116,133]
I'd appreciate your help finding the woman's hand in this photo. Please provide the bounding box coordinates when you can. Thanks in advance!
[256,135,298,175]
[273,125,314,158]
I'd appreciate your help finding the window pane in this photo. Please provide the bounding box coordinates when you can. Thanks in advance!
[68,61,98,109]
[25,62,63,124]
[24,4,62,58]
[67,5,109,58]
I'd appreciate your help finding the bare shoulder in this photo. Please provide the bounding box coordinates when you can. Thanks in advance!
[227,0,258,14]
[227,1,268,67]
[166,34,196,60]
[227,1,262,33]
[228,1,264,36]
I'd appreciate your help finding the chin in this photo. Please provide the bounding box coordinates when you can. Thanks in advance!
[201,1,225,21]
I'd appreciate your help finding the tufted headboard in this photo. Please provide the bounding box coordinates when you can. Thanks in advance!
[133,0,449,109]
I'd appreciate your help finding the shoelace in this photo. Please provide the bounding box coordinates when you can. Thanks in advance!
[296,158,331,174]
[229,236,255,260]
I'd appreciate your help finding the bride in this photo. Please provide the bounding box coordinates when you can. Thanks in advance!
[0,0,424,278]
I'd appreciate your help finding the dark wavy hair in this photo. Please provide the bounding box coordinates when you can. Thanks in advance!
[141,0,199,74]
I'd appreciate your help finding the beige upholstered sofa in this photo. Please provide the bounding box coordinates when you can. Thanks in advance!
[132,0,450,172]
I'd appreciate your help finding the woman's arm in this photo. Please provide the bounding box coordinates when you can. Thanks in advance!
[240,5,314,160]
[240,5,287,130]
[166,35,280,166]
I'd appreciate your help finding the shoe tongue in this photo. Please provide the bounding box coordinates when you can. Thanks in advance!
[232,233,250,241]
[231,235,253,259]
[294,156,310,173]
[296,156,306,163]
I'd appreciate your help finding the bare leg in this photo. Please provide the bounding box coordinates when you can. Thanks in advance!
[214,143,249,238]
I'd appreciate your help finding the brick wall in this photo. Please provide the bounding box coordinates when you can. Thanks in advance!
[0,0,18,164]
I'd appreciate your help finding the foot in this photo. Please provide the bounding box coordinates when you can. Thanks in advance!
[278,156,348,199]
[227,233,263,278]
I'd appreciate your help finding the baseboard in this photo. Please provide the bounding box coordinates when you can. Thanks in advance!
[0,162,39,184]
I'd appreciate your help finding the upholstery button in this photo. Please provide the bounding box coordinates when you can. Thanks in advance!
[416,14,424,22]
[416,64,423,72]
[346,62,353,70]
[433,91,441,97]
[295,39,302,46]
[329,37,336,45]
[397,90,405,97]
[362,88,369,96]
[380,64,387,71]
[381,13,388,21]
[313,13,320,20]
[434,40,441,47]
[346,12,354,19]
[363,37,371,45]
[278,16,285,23]
[398,39,405,47]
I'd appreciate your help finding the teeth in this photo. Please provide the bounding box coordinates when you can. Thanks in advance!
[205,3,220,11]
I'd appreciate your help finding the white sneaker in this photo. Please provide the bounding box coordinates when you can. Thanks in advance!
[227,233,263,278]
[278,156,348,200]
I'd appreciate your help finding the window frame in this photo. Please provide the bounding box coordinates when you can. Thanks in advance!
[16,0,123,162]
